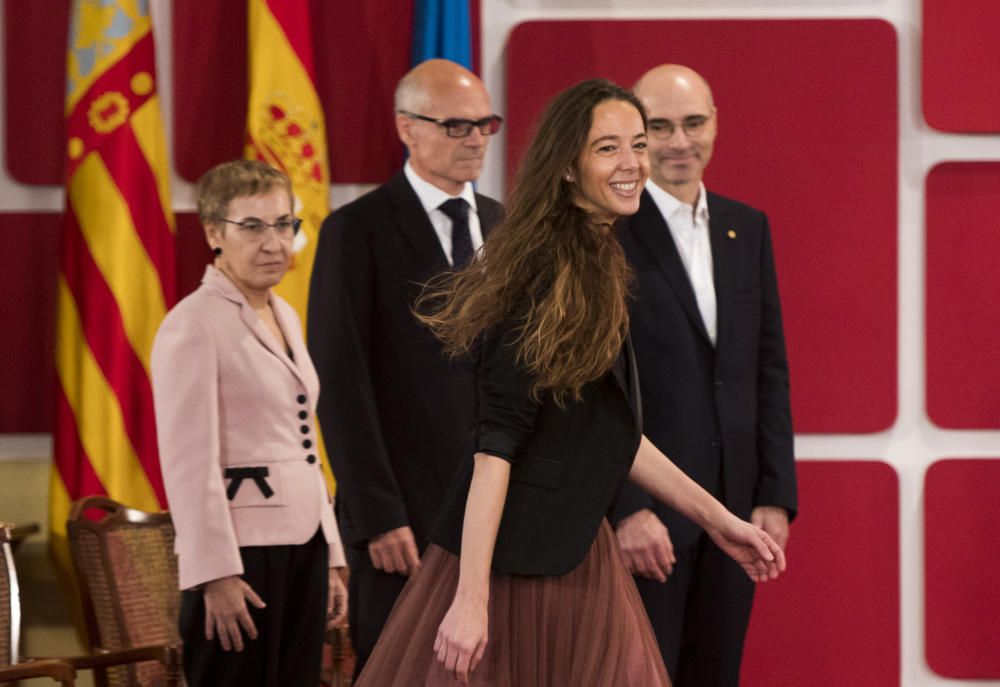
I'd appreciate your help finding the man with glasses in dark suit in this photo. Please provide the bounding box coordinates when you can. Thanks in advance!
[307,58,504,677]
[613,63,798,687]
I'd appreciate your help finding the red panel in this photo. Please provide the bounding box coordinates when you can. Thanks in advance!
[172,0,248,183]
[309,0,410,184]
[925,459,1000,678]
[926,163,1000,428]
[742,461,900,686]
[0,213,62,433]
[175,213,214,301]
[923,1,1000,132]
[3,1,70,185]
[507,20,898,433]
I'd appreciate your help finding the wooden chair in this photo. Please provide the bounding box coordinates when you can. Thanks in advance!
[0,522,77,685]
[322,624,354,687]
[66,497,182,687]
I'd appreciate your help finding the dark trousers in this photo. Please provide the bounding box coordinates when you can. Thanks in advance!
[179,530,329,687]
[634,532,755,687]
[346,545,409,679]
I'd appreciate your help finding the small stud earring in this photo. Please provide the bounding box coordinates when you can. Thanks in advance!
[564,174,573,182]
[213,247,222,256]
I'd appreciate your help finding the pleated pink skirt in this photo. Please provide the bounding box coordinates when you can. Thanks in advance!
[355,520,671,686]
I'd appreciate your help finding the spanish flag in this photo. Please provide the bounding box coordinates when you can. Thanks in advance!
[245,1,337,491]
[51,0,175,566]
[244,0,329,327]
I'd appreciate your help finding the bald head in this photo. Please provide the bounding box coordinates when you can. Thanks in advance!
[632,64,717,203]
[394,59,495,195]
[395,59,488,113]
[633,64,714,109]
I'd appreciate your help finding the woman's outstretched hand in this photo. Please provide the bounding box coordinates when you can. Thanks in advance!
[708,513,787,582]
[434,593,488,684]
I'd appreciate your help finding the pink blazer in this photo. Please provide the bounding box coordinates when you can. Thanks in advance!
[152,266,346,590]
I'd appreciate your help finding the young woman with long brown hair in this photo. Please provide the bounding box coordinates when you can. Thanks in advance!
[354,79,785,687]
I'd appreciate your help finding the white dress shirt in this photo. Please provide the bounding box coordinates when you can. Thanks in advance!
[404,161,484,266]
[645,180,717,345]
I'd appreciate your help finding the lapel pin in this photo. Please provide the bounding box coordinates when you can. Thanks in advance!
[727,230,737,239]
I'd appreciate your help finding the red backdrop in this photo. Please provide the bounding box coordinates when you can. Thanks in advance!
[925,162,1000,429]
[924,459,1000,678]
[742,461,900,686]
[3,0,482,186]
[922,0,1000,132]
[506,19,898,434]
[0,0,480,432]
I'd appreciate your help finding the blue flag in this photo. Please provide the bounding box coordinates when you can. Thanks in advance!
[411,0,472,68]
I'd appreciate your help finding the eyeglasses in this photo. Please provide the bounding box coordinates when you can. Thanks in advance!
[647,111,715,139]
[399,110,503,138]
[217,217,301,239]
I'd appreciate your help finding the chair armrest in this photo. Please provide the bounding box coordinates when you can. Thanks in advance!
[62,643,181,671]
[0,657,76,683]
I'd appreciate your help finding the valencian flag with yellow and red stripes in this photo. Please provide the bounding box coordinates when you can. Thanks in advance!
[244,0,329,326]
[244,0,337,490]
[51,0,175,565]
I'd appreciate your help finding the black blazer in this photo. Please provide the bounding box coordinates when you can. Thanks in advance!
[612,189,798,550]
[432,327,643,577]
[307,170,505,549]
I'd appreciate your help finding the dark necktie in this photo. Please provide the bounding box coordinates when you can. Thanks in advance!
[439,197,474,269]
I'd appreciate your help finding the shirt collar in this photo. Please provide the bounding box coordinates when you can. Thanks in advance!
[201,264,274,308]
[645,179,710,225]
[404,160,478,215]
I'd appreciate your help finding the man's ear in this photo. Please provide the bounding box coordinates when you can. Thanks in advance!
[396,113,416,147]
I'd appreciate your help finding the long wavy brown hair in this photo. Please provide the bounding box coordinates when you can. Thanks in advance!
[416,79,647,405]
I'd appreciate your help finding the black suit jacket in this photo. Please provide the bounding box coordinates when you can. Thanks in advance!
[432,326,643,577]
[307,170,504,549]
[613,189,797,551]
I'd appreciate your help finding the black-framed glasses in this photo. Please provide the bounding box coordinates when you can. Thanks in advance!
[648,111,715,139]
[217,217,301,240]
[399,110,503,138]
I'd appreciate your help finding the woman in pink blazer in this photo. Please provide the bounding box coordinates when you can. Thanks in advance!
[151,160,347,687]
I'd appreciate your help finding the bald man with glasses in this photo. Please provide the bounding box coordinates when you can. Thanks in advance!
[612,64,798,686]
[306,58,504,677]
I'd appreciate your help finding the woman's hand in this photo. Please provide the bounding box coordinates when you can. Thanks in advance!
[434,592,489,684]
[202,575,266,651]
[326,567,349,629]
[707,513,787,582]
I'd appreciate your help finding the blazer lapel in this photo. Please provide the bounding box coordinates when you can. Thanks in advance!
[610,336,643,434]
[707,193,734,352]
[474,192,504,239]
[202,266,307,384]
[269,300,311,389]
[627,190,713,345]
[237,302,306,386]
[388,171,450,274]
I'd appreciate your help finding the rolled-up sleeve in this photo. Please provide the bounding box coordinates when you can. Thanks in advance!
[475,326,541,462]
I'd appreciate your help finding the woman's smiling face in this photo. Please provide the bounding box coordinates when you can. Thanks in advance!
[571,98,650,223]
